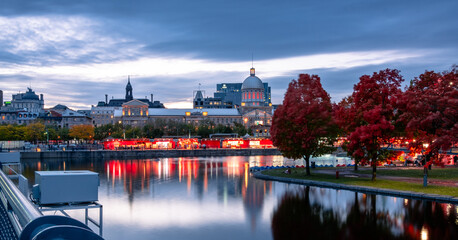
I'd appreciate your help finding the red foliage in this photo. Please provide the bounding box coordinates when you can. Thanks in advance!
[396,68,458,164]
[339,69,403,179]
[271,74,337,175]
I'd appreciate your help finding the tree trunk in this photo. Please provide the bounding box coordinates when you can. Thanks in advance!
[304,155,311,176]
[371,157,377,181]
[354,161,358,171]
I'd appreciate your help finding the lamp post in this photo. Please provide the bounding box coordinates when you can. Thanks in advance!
[44,130,49,144]
[423,143,429,187]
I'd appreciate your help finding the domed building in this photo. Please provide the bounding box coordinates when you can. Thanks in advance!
[239,68,273,137]
[241,68,265,107]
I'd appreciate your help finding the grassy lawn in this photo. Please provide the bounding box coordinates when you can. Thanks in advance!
[262,168,458,197]
[356,167,458,181]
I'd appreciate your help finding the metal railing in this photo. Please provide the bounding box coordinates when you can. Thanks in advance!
[0,170,104,240]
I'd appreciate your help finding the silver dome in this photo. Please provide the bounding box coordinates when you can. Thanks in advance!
[242,76,264,90]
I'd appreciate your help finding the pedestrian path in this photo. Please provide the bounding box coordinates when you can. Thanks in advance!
[253,171,458,204]
[313,168,458,187]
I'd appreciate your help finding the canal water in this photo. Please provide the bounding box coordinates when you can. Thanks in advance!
[21,156,457,240]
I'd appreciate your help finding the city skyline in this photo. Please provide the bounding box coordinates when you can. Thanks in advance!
[0,0,457,109]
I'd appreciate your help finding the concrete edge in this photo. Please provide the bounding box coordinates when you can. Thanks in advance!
[252,171,458,204]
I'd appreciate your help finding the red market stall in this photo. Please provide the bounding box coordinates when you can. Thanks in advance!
[201,139,221,149]
[103,138,152,150]
[177,138,200,149]
[248,139,274,148]
[151,138,176,149]
[222,139,249,149]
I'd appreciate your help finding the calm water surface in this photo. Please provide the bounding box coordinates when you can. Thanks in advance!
[21,156,457,240]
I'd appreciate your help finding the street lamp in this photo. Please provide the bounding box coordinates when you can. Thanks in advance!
[44,130,49,144]
[422,143,429,187]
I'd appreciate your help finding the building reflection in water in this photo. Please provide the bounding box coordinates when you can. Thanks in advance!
[20,156,457,240]
[102,156,273,230]
[272,186,458,240]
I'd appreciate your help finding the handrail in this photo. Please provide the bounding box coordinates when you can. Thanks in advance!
[0,169,104,239]
[0,169,41,233]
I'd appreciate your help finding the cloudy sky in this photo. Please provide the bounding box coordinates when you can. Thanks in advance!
[0,0,457,109]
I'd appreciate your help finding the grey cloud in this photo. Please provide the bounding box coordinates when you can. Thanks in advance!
[0,0,457,108]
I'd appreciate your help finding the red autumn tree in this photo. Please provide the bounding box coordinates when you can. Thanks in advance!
[345,69,403,181]
[334,96,364,171]
[271,74,337,176]
[396,67,458,172]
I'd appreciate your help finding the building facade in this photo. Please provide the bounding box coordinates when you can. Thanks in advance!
[116,68,273,137]
[0,88,45,125]
[91,77,164,126]
[39,105,92,128]
[193,68,271,109]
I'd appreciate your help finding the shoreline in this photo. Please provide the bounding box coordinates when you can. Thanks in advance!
[20,148,282,161]
[252,171,458,204]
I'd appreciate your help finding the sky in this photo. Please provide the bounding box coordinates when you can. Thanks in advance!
[0,0,457,109]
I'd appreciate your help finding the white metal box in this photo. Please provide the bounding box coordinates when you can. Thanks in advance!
[34,170,99,205]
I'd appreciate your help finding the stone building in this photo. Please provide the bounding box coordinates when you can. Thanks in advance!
[91,77,164,126]
[114,68,273,137]
[0,87,45,125]
[40,105,92,128]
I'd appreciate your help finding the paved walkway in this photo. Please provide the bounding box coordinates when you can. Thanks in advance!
[313,168,458,187]
[253,170,458,204]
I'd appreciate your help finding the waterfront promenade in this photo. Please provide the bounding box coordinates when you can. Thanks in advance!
[253,168,458,204]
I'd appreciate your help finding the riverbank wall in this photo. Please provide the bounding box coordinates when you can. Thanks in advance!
[20,148,282,161]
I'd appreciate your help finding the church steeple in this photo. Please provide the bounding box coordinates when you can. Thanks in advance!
[125,76,133,101]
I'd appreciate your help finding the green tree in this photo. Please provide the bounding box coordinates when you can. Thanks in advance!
[125,126,142,138]
[26,122,45,143]
[233,122,248,137]
[0,125,14,140]
[57,127,70,141]
[69,124,94,141]
[46,127,58,141]
[197,121,212,138]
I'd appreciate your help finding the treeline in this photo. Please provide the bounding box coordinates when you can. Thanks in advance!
[0,119,251,142]
[94,119,251,140]
[271,66,457,180]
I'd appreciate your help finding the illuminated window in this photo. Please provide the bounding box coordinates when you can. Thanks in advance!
[185,112,191,116]
[203,112,208,116]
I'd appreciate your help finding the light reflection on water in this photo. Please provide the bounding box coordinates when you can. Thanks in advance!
[21,156,457,240]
